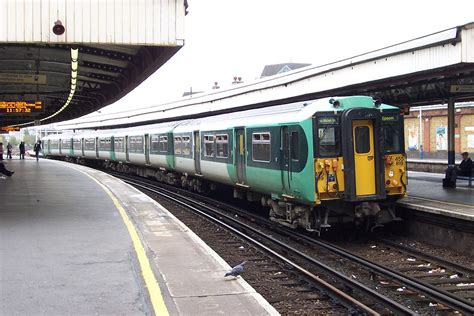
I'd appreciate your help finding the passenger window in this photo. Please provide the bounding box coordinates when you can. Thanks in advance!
[114,137,124,152]
[203,135,215,157]
[159,135,168,153]
[318,127,340,157]
[216,134,228,158]
[252,132,271,162]
[355,126,370,154]
[174,136,182,155]
[182,136,191,156]
[291,132,299,161]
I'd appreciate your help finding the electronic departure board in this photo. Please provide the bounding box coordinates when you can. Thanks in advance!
[0,101,43,114]
[1,126,20,132]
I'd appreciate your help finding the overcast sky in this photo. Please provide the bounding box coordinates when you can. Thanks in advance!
[98,0,474,114]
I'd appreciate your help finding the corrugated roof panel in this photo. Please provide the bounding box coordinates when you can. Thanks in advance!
[0,0,185,45]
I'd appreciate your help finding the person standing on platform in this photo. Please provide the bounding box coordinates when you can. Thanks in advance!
[33,140,42,162]
[19,141,25,160]
[0,142,4,160]
[6,142,12,159]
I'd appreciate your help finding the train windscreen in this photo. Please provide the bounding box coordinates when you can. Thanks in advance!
[381,113,403,153]
[316,116,341,157]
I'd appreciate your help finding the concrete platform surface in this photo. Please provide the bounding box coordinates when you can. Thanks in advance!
[399,171,474,221]
[0,158,277,315]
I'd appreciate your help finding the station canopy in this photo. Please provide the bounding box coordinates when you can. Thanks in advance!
[0,0,187,129]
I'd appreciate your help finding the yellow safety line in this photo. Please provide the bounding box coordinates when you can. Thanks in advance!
[75,168,169,316]
[408,195,474,209]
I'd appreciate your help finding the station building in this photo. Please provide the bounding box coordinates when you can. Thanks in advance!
[404,103,474,158]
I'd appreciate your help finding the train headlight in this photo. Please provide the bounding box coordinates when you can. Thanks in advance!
[389,170,394,177]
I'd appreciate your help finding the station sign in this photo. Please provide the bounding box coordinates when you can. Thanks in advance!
[0,101,43,114]
[0,126,20,132]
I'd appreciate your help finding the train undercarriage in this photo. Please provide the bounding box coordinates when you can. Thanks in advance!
[66,157,402,235]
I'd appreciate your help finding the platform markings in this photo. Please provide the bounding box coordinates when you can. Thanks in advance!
[71,166,169,316]
[409,195,474,209]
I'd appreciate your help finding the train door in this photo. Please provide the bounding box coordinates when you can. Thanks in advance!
[352,120,376,196]
[281,125,298,195]
[125,136,130,162]
[95,137,99,158]
[235,128,246,184]
[194,131,201,175]
[144,134,150,165]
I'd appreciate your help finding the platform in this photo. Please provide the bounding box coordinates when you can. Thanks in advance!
[0,158,277,315]
[399,171,474,221]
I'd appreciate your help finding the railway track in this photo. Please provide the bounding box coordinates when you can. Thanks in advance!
[113,173,473,314]
[119,175,410,315]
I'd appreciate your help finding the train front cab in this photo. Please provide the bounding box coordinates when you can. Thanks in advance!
[314,104,407,229]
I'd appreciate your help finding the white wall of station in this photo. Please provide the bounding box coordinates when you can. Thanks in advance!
[0,0,185,45]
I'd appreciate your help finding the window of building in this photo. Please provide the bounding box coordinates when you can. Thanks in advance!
[252,132,271,162]
[203,135,215,157]
[216,134,228,158]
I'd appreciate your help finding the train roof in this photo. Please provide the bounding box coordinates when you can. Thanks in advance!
[42,96,399,139]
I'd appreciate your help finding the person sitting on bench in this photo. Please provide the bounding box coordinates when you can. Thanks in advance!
[444,152,472,187]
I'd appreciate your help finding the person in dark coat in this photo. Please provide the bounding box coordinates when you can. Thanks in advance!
[33,140,42,162]
[444,152,473,187]
[19,142,25,160]
[458,152,473,176]
[6,142,12,159]
[0,162,14,176]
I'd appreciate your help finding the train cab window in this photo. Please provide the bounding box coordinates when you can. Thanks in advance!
[252,132,271,162]
[381,115,402,153]
[291,132,299,161]
[182,136,191,156]
[114,137,125,152]
[159,135,168,153]
[174,136,182,155]
[355,126,370,154]
[318,127,340,157]
[84,138,95,150]
[216,134,228,158]
[203,135,215,157]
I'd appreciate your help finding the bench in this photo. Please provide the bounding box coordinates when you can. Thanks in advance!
[457,170,473,187]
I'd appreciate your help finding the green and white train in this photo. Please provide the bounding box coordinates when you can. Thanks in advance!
[43,96,407,233]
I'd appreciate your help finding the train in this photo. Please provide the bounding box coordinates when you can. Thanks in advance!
[42,96,407,234]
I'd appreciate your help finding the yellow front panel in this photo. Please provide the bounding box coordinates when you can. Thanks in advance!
[353,120,376,196]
